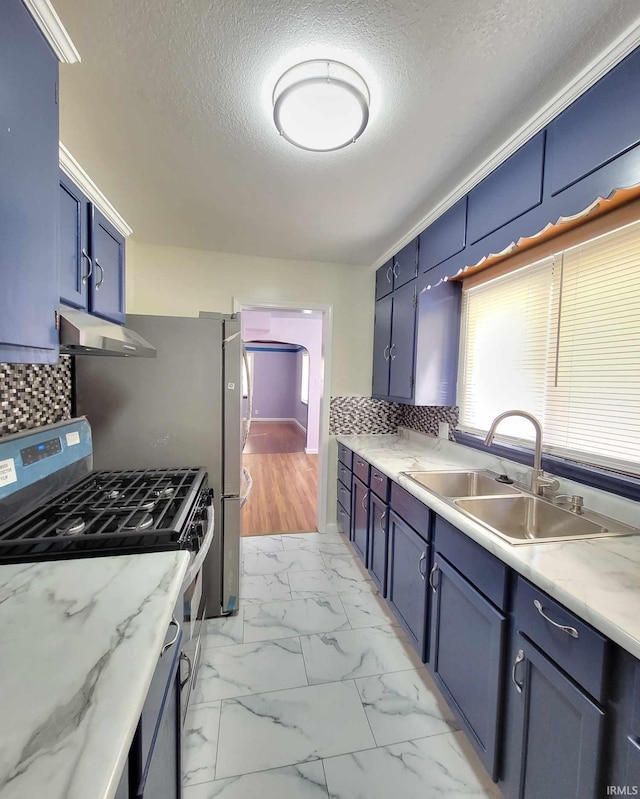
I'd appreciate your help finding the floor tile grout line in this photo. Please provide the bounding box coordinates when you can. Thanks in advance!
[319,758,331,798]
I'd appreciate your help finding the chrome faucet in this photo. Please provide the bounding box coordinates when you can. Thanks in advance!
[484,410,558,496]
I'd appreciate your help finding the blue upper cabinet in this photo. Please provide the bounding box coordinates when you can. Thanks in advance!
[375,259,394,300]
[388,279,417,400]
[547,47,640,196]
[0,0,59,363]
[419,197,467,273]
[391,237,419,289]
[467,132,545,245]
[59,170,90,310]
[90,208,126,324]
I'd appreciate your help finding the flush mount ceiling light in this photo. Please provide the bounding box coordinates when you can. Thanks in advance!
[273,60,370,152]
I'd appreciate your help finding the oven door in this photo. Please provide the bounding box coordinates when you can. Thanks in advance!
[180,567,206,722]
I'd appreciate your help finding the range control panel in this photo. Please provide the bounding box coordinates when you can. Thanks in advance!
[20,437,63,466]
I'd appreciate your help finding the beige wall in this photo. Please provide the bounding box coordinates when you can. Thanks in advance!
[127,240,375,397]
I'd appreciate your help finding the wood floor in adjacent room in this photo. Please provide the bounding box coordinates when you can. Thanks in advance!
[242,421,318,536]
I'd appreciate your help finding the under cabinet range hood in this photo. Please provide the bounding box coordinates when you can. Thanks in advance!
[59,306,157,357]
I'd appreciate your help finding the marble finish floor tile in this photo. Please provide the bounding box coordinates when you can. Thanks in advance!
[301,625,422,684]
[321,550,359,569]
[193,638,307,702]
[243,596,350,642]
[243,550,327,576]
[339,591,399,629]
[215,681,375,778]
[183,701,221,787]
[202,607,244,649]
[281,532,348,549]
[288,567,374,599]
[355,669,459,746]
[322,731,502,799]
[183,762,328,799]
[240,573,292,604]
[241,534,284,554]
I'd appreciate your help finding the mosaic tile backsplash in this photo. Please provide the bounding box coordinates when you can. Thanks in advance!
[329,396,459,437]
[0,357,73,436]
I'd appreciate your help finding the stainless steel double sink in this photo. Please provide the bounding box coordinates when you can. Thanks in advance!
[402,469,639,545]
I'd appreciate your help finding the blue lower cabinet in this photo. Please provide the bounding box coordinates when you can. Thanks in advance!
[430,555,506,780]
[368,493,389,594]
[386,511,429,660]
[351,476,369,564]
[504,633,604,799]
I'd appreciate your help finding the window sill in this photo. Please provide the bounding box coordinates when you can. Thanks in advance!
[453,431,640,502]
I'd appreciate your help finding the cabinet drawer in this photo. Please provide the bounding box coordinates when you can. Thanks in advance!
[337,481,351,513]
[390,482,431,540]
[338,462,352,489]
[433,516,508,611]
[370,468,389,501]
[338,443,353,470]
[353,455,370,485]
[337,502,351,536]
[515,577,608,702]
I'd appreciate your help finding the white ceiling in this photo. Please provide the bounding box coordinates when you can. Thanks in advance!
[55,0,640,266]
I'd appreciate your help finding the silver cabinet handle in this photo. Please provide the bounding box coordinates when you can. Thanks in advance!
[357,459,365,467]
[389,344,397,360]
[373,474,384,482]
[81,248,93,284]
[95,260,105,290]
[161,615,180,656]
[361,492,369,510]
[379,511,386,533]
[429,562,439,592]
[418,551,427,580]
[512,649,525,694]
[533,599,579,639]
[179,650,193,689]
[383,345,390,361]
[386,265,392,284]
[392,262,399,279]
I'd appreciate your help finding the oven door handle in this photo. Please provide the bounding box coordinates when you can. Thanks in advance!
[179,650,193,689]
[182,503,215,590]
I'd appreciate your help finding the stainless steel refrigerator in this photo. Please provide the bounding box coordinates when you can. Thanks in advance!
[75,312,247,618]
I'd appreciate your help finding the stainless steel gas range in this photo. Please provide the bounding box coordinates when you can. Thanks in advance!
[0,416,211,722]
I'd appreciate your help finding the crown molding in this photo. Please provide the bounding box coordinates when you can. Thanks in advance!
[373,16,640,270]
[59,143,133,237]
[22,0,80,64]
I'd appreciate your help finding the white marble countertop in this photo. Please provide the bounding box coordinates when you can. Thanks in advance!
[337,430,640,660]
[0,551,189,799]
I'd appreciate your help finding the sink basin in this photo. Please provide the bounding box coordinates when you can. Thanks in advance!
[404,470,521,498]
[453,495,638,544]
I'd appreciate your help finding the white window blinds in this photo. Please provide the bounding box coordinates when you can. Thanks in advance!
[458,219,640,475]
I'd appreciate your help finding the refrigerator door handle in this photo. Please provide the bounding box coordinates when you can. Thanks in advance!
[240,467,253,508]
[242,346,252,452]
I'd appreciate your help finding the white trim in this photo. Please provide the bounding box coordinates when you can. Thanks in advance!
[234,297,333,534]
[59,143,133,237]
[324,522,339,535]
[373,17,640,270]
[304,447,319,455]
[292,419,307,433]
[23,0,80,64]
[250,417,300,423]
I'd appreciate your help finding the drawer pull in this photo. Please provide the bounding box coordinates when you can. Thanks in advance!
[533,599,579,639]
[512,648,525,694]
[373,473,384,482]
[357,459,365,467]
[161,615,181,656]
[418,551,427,580]
[429,562,439,592]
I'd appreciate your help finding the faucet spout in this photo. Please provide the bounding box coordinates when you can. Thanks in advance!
[484,410,550,495]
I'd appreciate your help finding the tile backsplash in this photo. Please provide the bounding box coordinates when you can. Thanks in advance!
[330,396,458,437]
[0,357,72,436]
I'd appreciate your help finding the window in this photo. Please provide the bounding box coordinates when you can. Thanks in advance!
[300,351,309,405]
[458,218,640,475]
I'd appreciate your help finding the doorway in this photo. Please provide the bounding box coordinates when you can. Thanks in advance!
[234,300,332,537]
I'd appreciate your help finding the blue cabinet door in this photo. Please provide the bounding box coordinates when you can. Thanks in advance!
[466,132,545,245]
[391,237,419,290]
[372,295,392,397]
[351,476,369,564]
[387,510,429,660]
[430,555,506,779]
[59,171,90,310]
[368,492,389,595]
[505,633,604,799]
[90,208,126,324]
[419,197,467,273]
[0,0,59,361]
[375,260,394,300]
[388,280,417,400]
[547,47,640,195]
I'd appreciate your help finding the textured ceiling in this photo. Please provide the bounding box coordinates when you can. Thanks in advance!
[55,0,640,266]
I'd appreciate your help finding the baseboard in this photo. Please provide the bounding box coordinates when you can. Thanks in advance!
[323,522,338,534]
[292,418,307,433]
[305,447,318,455]
[250,417,300,423]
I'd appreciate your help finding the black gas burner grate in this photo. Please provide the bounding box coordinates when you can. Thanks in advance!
[0,467,207,563]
